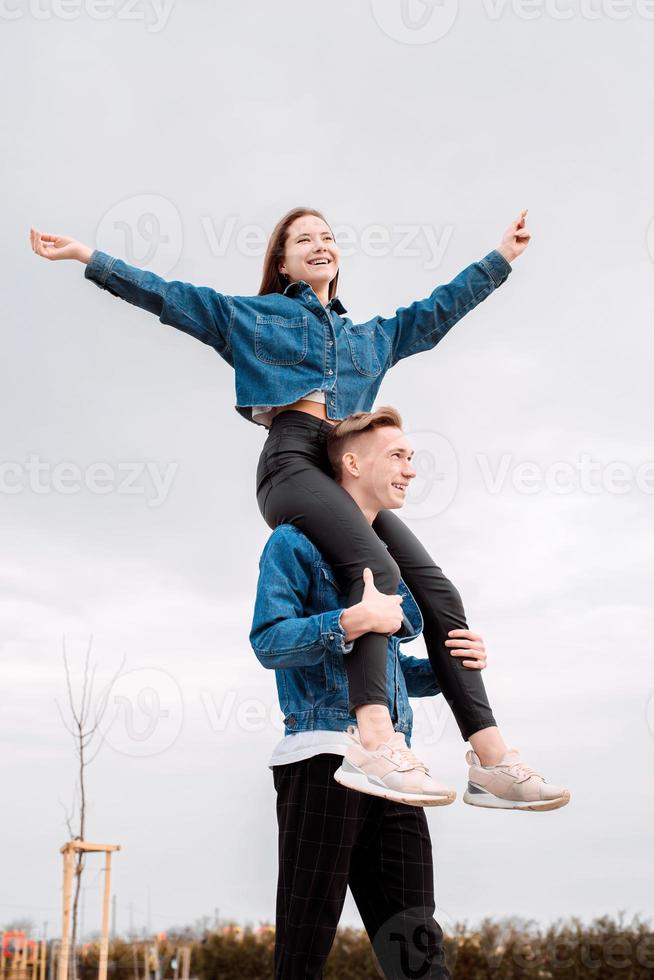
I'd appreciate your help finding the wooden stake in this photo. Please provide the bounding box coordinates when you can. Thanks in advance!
[59,848,75,980]
[180,948,190,980]
[58,843,120,980]
[97,852,113,980]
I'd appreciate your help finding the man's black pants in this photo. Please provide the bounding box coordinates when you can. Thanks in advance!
[273,754,451,979]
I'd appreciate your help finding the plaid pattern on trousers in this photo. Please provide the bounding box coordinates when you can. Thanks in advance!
[272,753,451,979]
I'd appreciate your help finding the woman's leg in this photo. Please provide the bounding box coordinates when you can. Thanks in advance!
[258,434,400,722]
[373,512,571,805]
[372,509,502,749]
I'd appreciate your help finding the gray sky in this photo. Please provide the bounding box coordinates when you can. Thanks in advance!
[2,0,653,940]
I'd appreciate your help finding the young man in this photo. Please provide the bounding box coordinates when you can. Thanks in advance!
[249,406,488,978]
[250,405,568,977]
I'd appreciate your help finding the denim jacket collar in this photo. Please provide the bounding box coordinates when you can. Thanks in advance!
[282,279,348,315]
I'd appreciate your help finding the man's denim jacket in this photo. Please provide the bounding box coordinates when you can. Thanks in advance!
[85,249,511,427]
[249,524,441,742]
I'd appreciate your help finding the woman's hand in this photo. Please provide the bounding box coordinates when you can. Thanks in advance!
[496,209,531,263]
[445,629,487,669]
[30,227,93,264]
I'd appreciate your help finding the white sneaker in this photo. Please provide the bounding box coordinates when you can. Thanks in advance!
[334,726,456,807]
[463,748,571,811]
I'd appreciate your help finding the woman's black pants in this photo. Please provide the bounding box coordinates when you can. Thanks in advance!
[256,411,496,741]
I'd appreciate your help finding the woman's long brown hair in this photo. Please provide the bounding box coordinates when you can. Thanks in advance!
[258,207,340,300]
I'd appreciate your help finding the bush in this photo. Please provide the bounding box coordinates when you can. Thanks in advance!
[196,928,273,980]
[74,915,654,980]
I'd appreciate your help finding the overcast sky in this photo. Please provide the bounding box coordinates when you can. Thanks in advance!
[2,0,653,942]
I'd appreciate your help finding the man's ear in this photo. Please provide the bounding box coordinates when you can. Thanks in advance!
[341,451,359,478]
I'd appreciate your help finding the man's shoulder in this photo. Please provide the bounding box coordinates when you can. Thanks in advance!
[260,524,322,565]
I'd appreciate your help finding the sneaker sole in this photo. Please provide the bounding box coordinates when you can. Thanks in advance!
[463,786,571,812]
[334,765,456,808]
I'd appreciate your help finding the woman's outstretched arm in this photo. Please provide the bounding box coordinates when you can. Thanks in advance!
[30,227,234,359]
[376,211,531,367]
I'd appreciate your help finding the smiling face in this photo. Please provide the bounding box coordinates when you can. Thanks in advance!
[342,426,416,514]
[278,213,340,294]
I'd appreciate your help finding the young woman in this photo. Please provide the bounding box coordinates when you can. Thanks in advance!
[30,208,569,811]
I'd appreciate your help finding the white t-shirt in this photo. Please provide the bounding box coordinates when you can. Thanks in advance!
[252,389,326,428]
[268,729,350,768]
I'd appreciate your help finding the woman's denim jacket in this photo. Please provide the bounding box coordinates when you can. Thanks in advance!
[249,524,441,743]
[85,248,511,427]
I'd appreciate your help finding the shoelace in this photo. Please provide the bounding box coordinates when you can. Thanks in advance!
[379,743,429,774]
[500,761,543,784]
[347,727,430,775]
[467,747,545,784]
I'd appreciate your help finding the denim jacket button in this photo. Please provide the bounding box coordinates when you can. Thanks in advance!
[327,368,333,375]
[287,715,297,727]
[328,634,334,641]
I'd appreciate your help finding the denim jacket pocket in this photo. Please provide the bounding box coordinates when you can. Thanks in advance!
[255,314,309,366]
[345,323,386,378]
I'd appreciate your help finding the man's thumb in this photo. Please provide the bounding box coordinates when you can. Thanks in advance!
[362,567,375,592]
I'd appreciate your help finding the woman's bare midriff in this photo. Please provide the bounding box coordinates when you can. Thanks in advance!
[273,399,342,425]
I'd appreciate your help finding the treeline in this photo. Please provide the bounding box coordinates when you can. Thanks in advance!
[75,915,653,979]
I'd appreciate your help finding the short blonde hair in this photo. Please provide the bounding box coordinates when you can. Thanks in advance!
[327,406,404,482]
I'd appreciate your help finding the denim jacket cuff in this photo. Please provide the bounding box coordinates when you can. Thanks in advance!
[479,249,512,287]
[84,250,117,288]
[321,609,354,656]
